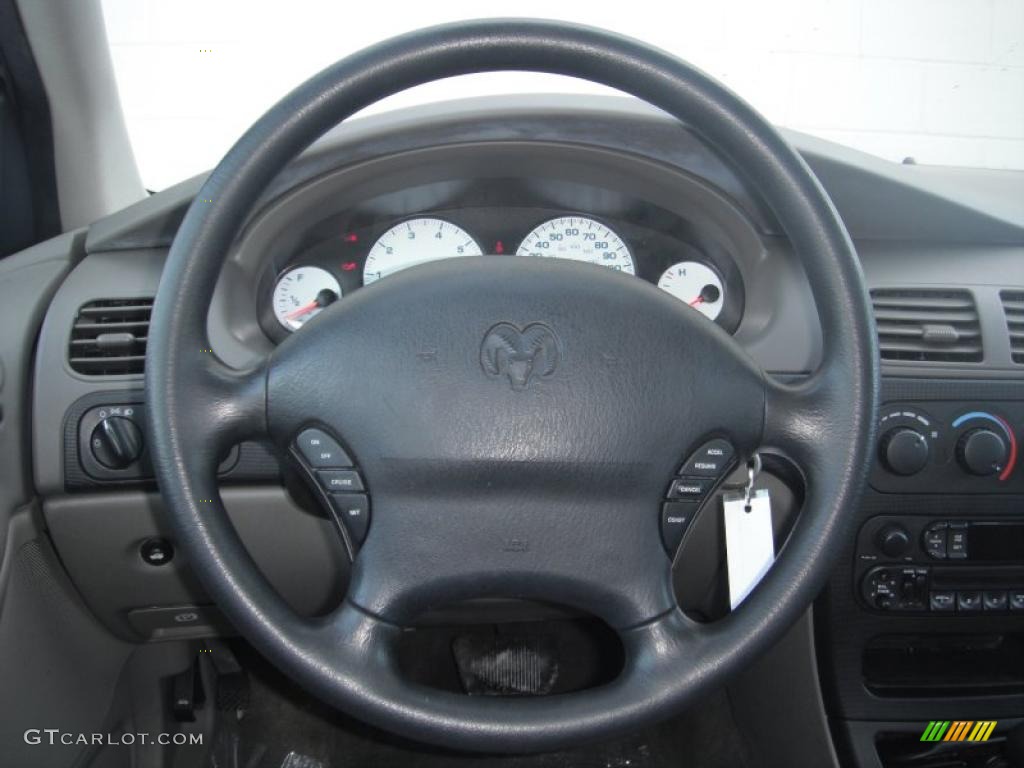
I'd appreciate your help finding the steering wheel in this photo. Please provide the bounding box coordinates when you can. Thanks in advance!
[146,19,878,753]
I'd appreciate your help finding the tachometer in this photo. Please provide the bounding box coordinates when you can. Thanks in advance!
[363,218,481,284]
[272,266,341,331]
[516,216,635,274]
[658,261,725,321]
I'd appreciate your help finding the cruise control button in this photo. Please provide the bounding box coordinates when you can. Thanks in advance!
[295,428,353,468]
[668,476,715,500]
[329,494,370,546]
[661,502,698,554]
[679,439,735,477]
[317,470,364,493]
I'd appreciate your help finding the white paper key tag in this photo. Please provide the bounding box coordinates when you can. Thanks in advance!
[723,487,775,610]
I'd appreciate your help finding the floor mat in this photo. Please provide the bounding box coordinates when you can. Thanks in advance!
[205,643,751,768]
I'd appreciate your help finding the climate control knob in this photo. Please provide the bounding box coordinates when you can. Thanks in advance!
[90,416,143,469]
[879,427,929,476]
[957,428,1007,476]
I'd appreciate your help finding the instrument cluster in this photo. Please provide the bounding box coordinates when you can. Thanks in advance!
[259,191,744,341]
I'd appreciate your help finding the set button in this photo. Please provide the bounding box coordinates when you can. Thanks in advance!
[328,494,369,545]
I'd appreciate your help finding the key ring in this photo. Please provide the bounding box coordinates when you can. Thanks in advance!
[744,454,762,510]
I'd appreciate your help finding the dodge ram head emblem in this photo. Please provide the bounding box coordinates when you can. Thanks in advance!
[480,323,561,390]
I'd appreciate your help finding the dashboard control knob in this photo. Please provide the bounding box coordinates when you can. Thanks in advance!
[957,428,1007,476]
[90,416,143,469]
[879,428,929,476]
[876,525,911,558]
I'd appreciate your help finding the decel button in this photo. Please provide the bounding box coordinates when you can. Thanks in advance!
[669,476,715,499]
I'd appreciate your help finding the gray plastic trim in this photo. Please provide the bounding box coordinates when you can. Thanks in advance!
[0,505,133,767]
[15,0,146,229]
[33,248,165,495]
[728,608,840,768]
[83,95,1024,253]
[43,486,348,642]
[0,229,80,555]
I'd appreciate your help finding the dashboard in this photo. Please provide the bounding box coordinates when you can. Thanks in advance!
[6,95,1023,768]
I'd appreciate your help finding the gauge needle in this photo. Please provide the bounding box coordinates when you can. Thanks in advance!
[689,296,705,307]
[284,301,319,320]
[283,289,338,321]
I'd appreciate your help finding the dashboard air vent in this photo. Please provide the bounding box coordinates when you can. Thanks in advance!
[68,298,153,375]
[1002,290,1024,364]
[870,289,982,363]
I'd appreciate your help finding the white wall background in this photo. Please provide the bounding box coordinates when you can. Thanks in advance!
[101,0,1024,190]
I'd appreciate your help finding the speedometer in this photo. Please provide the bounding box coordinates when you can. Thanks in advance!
[363,218,481,284]
[516,216,635,274]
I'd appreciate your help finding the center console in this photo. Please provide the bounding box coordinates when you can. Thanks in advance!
[817,379,1024,768]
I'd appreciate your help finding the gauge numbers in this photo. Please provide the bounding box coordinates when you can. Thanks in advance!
[363,218,481,284]
[658,261,725,321]
[516,216,635,274]
[272,266,341,331]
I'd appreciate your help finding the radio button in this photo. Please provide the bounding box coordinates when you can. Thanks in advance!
[930,590,955,612]
[957,590,983,612]
[948,523,968,559]
[923,524,948,559]
[983,591,1008,612]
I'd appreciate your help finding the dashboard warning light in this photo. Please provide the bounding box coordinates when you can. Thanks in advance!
[494,240,505,254]
[343,233,359,243]
[341,261,358,272]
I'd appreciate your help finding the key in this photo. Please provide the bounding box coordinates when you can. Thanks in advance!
[723,455,775,609]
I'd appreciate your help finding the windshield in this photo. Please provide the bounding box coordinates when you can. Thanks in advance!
[101,0,1024,190]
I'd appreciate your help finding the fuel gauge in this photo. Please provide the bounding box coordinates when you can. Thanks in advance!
[272,266,341,331]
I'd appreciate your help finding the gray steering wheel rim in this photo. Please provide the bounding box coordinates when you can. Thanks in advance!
[146,18,878,753]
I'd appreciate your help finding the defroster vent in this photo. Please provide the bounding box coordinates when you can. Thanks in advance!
[68,298,153,375]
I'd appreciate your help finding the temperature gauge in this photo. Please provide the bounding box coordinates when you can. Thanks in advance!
[658,261,725,321]
[272,266,341,331]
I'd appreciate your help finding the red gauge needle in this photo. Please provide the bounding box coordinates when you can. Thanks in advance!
[688,296,705,307]
[283,289,339,323]
[284,300,319,320]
